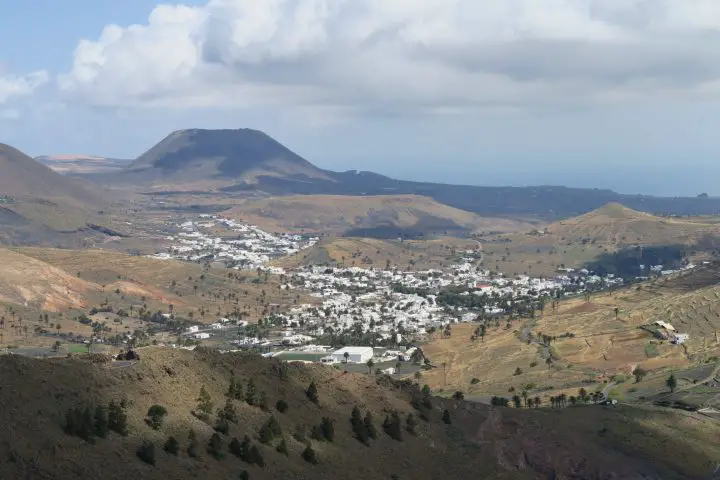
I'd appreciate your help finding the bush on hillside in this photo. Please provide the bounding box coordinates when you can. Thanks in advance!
[136,441,156,466]
[146,405,168,430]
[163,436,179,455]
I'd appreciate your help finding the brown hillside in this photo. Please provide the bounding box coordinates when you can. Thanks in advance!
[546,203,717,245]
[0,248,100,311]
[0,347,717,479]
[422,264,720,413]
[224,194,535,235]
[0,144,102,206]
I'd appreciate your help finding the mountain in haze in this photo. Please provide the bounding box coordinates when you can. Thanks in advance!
[87,128,720,219]
[35,154,132,175]
[0,144,101,206]
[0,144,111,245]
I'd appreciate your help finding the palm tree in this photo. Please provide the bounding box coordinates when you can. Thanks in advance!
[366,358,375,374]
[614,307,620,320]
[344,351,350,364]
[533,396,541,408]
[666,373,677,393]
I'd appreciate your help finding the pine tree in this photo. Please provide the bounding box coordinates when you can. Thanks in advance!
[442,409,451,425]
[364,411,377,439]
[406,413,417,434]
[383,412,403,441]
[78,407,95,442]
[94,405,108,438]
[249,445,265,467]
[229,437,243,458]
[108,400,128,437]
[302,444,319,465]
[136,441,156,466]
[227,375,241,399]
[351,406,369,444]
[276,399,289,413]
[241,435,252,462]
[320,417,334,442]
[187,430,200,458]
[243,378,257,406]
[306,381,319,404]
[276,437,288,455]
[207,432,225,460]
[164,436,179,455]
[218,398,238,424]
[64,408,80,436]
[196,385,214,419]
[259,421,274,445]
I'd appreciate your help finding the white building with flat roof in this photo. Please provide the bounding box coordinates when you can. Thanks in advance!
[331,346,374,364]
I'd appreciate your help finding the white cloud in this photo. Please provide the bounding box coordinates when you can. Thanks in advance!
[57,0,720,113]
[0,71,49,104]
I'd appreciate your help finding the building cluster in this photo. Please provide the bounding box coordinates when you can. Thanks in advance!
[149,215,318,269]
[157,216,698,363]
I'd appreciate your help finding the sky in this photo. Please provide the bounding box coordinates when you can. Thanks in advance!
[3,0,720,196]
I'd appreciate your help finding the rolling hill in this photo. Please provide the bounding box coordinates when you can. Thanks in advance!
[545,203,719,246]
[478,203,720,277]
[0,347,717,479]
[223,194,535,237]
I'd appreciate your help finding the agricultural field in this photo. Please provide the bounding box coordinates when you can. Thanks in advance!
[421,265,720,406]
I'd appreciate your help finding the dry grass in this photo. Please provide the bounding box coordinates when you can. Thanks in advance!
[223,194,537,234]
[423,266,720,404]
[0,347,717,479]
[274,236,482,270]
[479,203,720,277]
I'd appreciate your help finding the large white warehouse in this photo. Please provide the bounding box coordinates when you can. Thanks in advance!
[331,346,374,364]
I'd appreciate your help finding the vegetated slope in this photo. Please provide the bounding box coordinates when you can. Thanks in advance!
[422,263,720,411]
[35,154,132,175]
[478,203,720,278]
[224,194,533,236]
[0,347,716,480]
[116,129,332,190]
[15,247,317,322]
[0,248,100,311]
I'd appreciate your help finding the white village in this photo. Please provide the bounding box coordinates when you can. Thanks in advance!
[143,215,696,370]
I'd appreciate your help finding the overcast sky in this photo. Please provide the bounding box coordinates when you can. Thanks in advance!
[3,0,720,196]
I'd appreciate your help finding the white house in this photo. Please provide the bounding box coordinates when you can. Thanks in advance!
[331,346,374,364]
[193,332,211,340]
[186,325,199,334]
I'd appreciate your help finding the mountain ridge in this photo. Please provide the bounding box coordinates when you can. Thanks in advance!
[38,128,720,219]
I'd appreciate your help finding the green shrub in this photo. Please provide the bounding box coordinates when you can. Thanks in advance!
[306,382,319,404]
[163,436,179,455]
[207,433,225,460]
[302,444,319,465]
[276,399,289,413]
[146,405,168,430]
[136,441,156,466]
